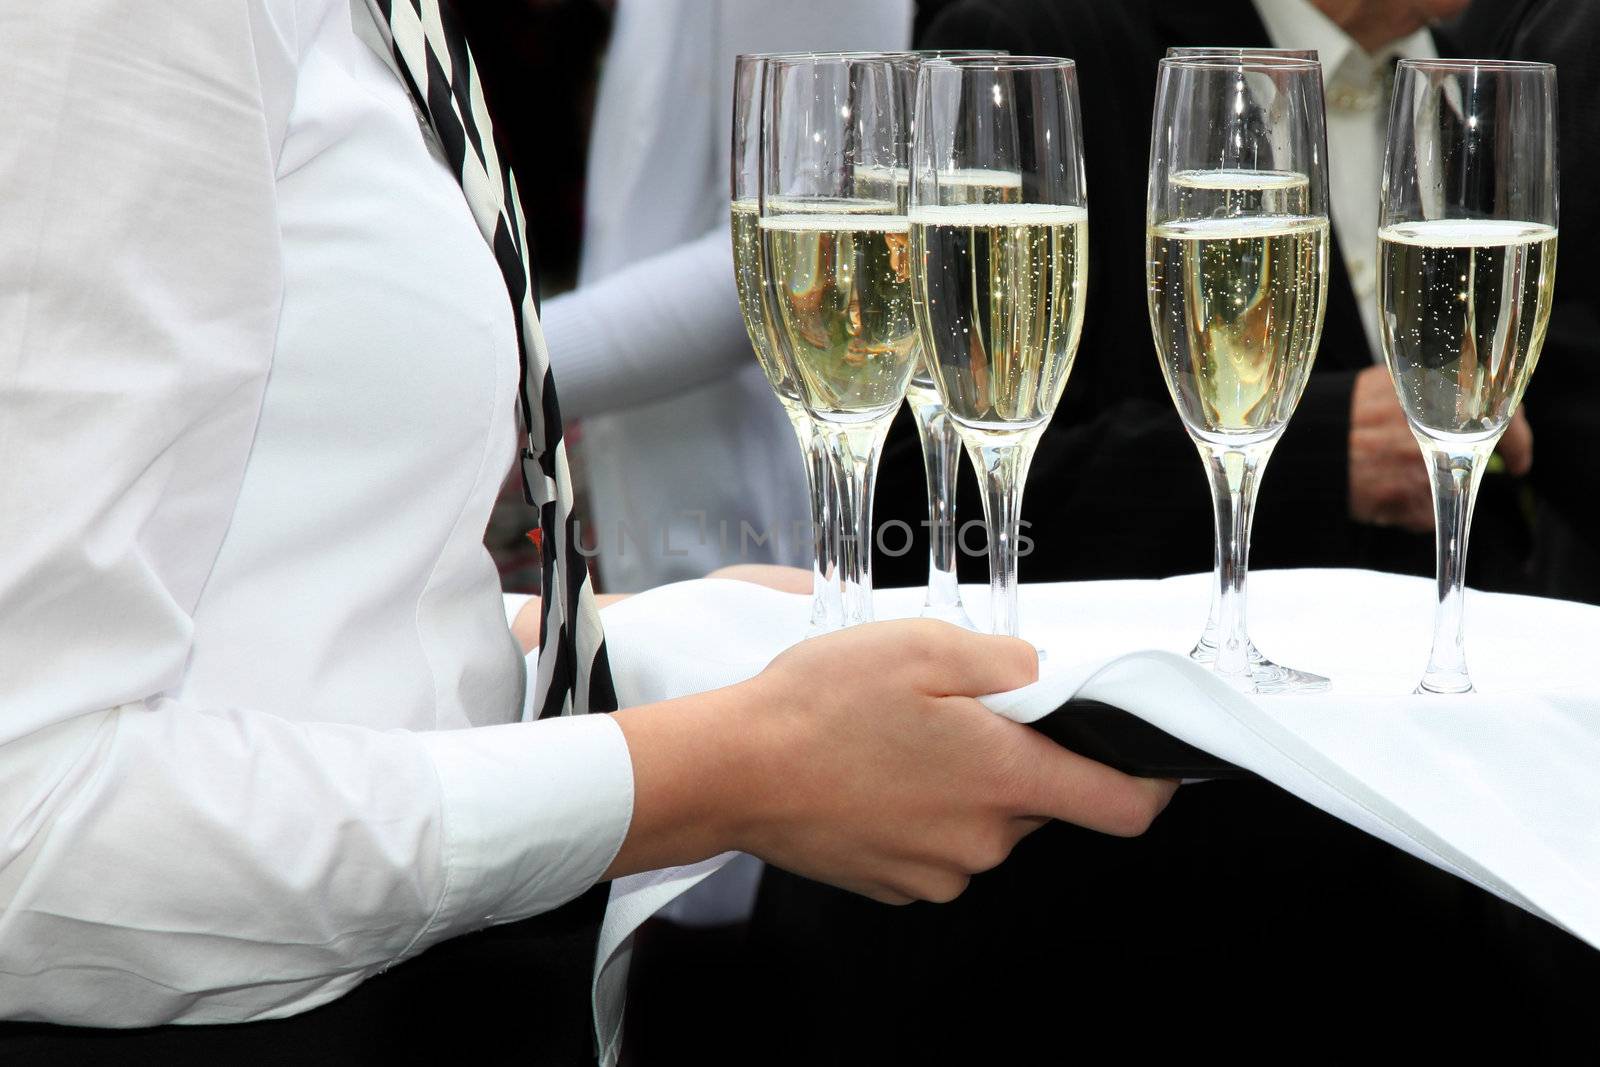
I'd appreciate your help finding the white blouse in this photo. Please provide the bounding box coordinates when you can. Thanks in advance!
[0,0,632,1025]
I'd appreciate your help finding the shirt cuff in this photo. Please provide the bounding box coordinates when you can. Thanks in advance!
[411,713,634,942]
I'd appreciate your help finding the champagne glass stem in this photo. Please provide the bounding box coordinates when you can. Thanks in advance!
[908,393,968,620]
[788,413,841,633]
[1202,440,1273,682]
[1193,507,1229,661]
[967,433,1040,638]
[828,420,893,626]
[1416,439,1491,694]
[1193,456,1263,664]
[1193,534,1225,659]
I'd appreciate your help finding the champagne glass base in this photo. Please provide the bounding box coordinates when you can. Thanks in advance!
[1189,634,1266,666]
[802,584,842,641]
[1248,661,1330,695]
[1191,635,1328,693]
[1210,662,1329,695]
[1414,674,1474,695]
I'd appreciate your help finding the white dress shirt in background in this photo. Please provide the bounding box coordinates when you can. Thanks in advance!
[541,0,913,592]
[1253,0,1437,361]
[0,0,632,1024]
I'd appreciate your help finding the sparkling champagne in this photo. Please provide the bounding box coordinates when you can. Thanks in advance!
[911,204,1088,438]
[906,170,1027,405]
[1147,214,1328,441]
[730,198,802,409]
[761,205,917,422]
[1378,219,1557,442]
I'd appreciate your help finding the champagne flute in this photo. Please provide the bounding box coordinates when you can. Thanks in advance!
[910,56,1089,638]
[1379,59,1558,694]
[853,51,1007,631]
[1165,47,1313,674]
[903,50,1007,631]
[732,53,842,635]
[760,53,917,626]
[1147,56,1332,693]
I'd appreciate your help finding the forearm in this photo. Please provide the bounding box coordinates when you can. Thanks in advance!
[603,681,761,879]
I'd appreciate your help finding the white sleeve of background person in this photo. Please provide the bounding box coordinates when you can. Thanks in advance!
[540,229,750,419]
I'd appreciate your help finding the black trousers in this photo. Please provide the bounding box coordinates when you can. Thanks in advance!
[0,883,607,1067]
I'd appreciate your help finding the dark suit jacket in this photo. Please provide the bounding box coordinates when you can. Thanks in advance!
[871,0,1587,598]
[1452,0,1600,600]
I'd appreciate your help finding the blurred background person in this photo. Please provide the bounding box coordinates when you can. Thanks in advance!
[536,0,912,593]
[1453,0,1600,602]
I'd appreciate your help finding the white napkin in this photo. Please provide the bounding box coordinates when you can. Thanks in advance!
[591,569,1600,1065]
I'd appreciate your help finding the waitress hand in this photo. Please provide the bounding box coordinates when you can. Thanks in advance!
[609,619,1177,904]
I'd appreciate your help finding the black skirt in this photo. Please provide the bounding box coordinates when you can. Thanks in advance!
[0,882,608,1067]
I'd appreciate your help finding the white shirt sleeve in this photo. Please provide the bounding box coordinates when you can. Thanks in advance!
[0,0,632,1027]
[538,225,752,420]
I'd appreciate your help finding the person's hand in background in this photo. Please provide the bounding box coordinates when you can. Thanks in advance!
[1349,364,1533,533]
[1349,366,1434,532]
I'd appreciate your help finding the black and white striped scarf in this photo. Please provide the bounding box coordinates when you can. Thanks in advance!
[362,0,616,720]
